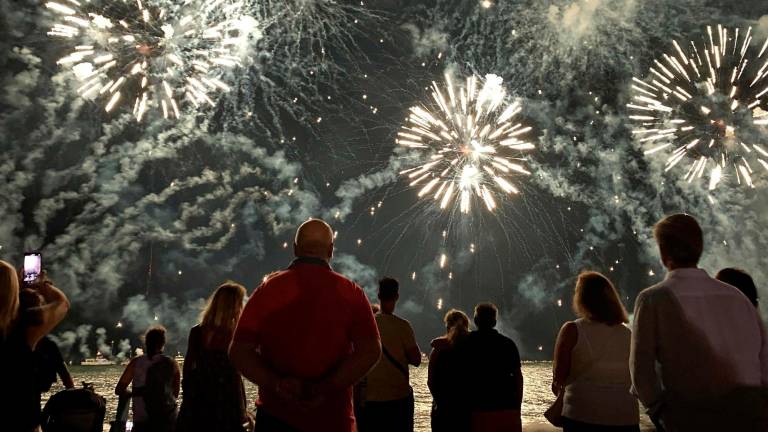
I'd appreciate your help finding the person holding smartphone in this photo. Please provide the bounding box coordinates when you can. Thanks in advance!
[0,255,70,432]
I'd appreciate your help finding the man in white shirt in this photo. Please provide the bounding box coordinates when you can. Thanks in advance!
[358,277,421,432]
[631,213,768,431]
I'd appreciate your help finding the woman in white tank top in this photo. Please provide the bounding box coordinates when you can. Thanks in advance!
[551,272,639,432]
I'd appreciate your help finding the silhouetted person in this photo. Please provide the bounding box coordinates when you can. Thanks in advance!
[716,267,759,308]
[0,262,70,432]
[176,282,250,432]
[464,303,523,432]
[229,218,381,432]
[35,336,75,391]
[358,277,421,432]
[631,214,768,431]
[19,289,75,392]
[428,309,470,432]
[552,272,639,432]
[116,326,181,432]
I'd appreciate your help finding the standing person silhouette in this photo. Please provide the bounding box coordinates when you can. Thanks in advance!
[176,282,250,432]
[428,309,471,432]
[358,277,421,432]
[631,214,768,431]
[0,262,70,432]
[116,326,181,432]
[465,303,524,432]
[552,273,639,432]
[230,219,381,432]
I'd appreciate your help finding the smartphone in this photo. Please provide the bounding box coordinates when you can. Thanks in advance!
[23,252,42,284]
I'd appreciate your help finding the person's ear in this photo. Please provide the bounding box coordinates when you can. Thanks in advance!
[327,243,334,260]
[293,243,299,256]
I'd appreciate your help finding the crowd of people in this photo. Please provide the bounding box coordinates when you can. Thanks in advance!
[0,213,766,432]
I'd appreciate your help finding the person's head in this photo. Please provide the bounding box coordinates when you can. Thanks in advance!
[573,271,629,325]
[294,219,334,261]
[444,309,469,344]
[474,303,498,330]
[144,326,167,356]
[378,277,399,314]
[653,214,703,270]
[0,260,20,339]
[716,268,759,307]
[200,282,247,333]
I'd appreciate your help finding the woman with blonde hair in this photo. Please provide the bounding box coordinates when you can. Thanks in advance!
[176,282,250,432]
[428,309,471,432]
[550,272,639,432]
[0,260,70,431]
[0,260,20,340]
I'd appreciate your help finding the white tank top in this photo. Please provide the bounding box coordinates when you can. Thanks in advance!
[562,319,639,426]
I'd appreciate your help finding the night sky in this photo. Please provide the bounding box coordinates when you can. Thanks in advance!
[1,0,767,360]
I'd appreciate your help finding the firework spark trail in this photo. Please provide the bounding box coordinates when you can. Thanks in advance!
[398,73,535,214]
[46,0,259,120]
[629,25,768,190]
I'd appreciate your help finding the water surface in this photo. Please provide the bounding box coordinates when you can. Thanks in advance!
[46,362,637,430]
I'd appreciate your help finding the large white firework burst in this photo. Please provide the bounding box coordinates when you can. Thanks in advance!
[398,73,535,214]
[629,25,768,190]
[46,0,259,121]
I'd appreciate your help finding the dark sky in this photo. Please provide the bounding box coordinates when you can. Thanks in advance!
[1,0,767,360]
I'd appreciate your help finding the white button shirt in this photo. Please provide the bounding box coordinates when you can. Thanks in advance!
[631,268,768,414]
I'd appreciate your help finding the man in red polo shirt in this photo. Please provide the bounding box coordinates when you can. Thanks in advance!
[230,218,382,432]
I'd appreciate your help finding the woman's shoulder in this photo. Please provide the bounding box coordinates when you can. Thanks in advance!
[560,320,579,333]
[430,336,450,350]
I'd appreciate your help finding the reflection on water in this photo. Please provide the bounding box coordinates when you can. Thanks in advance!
[44,362,556,430]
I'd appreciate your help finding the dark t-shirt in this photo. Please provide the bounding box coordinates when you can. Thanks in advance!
[463,329,522,411]
[35,336,67,392]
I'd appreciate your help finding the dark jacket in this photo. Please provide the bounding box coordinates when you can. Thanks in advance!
[463,328,522,411]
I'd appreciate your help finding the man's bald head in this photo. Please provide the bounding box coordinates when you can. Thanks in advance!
[294,219,335,261]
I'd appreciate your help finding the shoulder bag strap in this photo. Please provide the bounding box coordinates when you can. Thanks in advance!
[381,346,409,378]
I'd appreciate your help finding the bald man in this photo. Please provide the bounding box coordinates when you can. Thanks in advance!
[230,219,382,432]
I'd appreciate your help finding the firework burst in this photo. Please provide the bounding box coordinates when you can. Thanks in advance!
[46,0,259,121]
[629,25,768,190]
[398,73,535,214]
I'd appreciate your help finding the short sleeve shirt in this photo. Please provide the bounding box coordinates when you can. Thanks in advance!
[233,257,379,432]
[365,313,419,401]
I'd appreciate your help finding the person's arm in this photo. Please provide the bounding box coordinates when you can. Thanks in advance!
[312,287,381,396]
[630,291,663,409]
[229,284,305,402]
[24,278,70,349]
[173,360,181,398]
[403,322,422,367]
[50,340,75,388]
[183,326,201,379]
[552,321,577,395]
[58,361,75,389]
[314,335,381,395]
[427,346,441,395]
[511,341,523,408]
[229,341,285,397]
[115,359,136,396]
[757,313,768,387]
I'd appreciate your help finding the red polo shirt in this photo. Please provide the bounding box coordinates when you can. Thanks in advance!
[233,257,379,431]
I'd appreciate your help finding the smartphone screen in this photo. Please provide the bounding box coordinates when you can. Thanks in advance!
[23,252,42,284]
